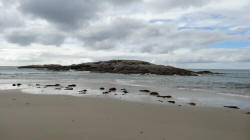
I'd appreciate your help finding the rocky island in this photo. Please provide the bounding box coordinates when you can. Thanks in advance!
[18,60,216,76]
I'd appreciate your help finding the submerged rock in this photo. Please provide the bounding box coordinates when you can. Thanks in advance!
[45,84,60,87]
[188,102,196,106]
[150,92,159,96]
[157,95,172,98]
[168,101,175,104]
[109,88,117,92]
[68,84,76,87]
[18,60,217,76]
[103,91,109,94]
[64,87,73,90]
[224,106,240,109]
[139,89,150,93]
[79,89,87,94]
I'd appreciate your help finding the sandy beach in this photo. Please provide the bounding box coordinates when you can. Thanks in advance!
[0,89,249,140]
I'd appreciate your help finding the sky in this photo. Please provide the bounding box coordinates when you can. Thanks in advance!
[0,0,250,69]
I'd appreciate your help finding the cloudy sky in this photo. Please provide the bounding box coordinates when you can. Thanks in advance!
[0,0,250,69]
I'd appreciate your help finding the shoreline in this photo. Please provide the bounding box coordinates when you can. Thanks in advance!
[1,89,250,140]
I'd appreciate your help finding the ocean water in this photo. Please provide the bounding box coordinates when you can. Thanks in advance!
[0,66,250,108]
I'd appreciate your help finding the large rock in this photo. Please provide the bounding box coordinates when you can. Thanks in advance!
[18,60,216,76]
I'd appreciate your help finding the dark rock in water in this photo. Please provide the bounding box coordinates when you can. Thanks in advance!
[157,95,172,98]
[12,84,16,86]
[17,83,22,86]
[188,102,196,106]
[79,89,87,94]
[100,87,105,90]
[139,89,150,93]
[103,91,109,94]
[45,84,60,87]
[122,90,128,94]
[64,87,73,90]
[109,88,116,92]
[150,92,159,96]
[55,87,61,90]
[36,84,40,86]
[224,106,240,109]
[168,101,175,104]
[18,60,215,76]
[68,84,76,87]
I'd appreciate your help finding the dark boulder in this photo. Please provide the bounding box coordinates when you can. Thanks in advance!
[109,88,116,92]
[157,95,172,98]
[150,92,159,96]
[100,87,105,90]
[168,101,175,104]
[188,102,196,106]
[139,89,150,93]
[224,106,240,109]
[68,84,76,87]
[64,87,73,90]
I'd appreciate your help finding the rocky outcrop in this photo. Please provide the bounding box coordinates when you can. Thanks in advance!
[18,60,217,76]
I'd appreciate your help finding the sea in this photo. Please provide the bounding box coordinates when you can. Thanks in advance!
[0,66,250,108]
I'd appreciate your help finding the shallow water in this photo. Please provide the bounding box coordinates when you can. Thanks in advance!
[0,66,250,108]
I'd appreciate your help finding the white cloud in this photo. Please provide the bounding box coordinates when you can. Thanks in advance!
[0,0,250,69]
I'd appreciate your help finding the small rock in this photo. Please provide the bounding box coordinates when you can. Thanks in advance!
[45,84,60,87]
[36,84,40,86]
[68,84,76,87]
[64,87,73,90]
[100,87,105,90]
[55,87,61,90]
[114,93,118,95]
[121,88,126,91]
[168,101,175,104]
[188,102,196,106]
[246,112,250,114]
[224,106,240,109]
[103,91,109,94]
[17,83,22,86]
[109,88,116,92]
[122,90,128,93]
[79,89,87,94]
[12,84,16,86]
[139,89,150,93]
[150,92,159,96]
[157,95,172,98]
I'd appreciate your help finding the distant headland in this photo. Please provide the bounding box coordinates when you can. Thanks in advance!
[18,60,216,76]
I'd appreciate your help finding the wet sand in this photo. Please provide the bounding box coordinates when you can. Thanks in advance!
[0,89,250,140]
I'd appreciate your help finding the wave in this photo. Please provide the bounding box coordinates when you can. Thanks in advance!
[216,92,250,98]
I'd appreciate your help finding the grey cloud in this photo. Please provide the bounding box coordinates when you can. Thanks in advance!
[19,0,102,29]
[18,0,141,30]
[76,18,231,53]
[6,29,65,46]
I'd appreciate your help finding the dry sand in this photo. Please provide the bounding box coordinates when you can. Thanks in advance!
[0,89,249,140]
